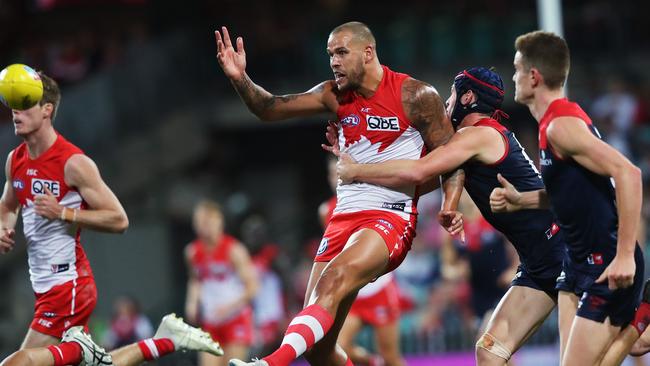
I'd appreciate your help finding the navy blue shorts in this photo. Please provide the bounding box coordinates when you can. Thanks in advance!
[555,245,644,327]
[511,264,560,299]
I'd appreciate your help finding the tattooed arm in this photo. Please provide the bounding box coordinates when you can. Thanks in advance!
[402,78,465,212]
[216,26,336,121]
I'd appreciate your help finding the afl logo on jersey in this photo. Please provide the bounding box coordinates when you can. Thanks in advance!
[12,179,25,190]
[341,114,360,127]
[31,178,60,197]
[317,237,329,255]
[367,116,399,131]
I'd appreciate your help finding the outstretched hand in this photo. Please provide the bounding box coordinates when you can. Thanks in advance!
[321,120,340,156]
[215,26,247,80]
[490,174,522,213]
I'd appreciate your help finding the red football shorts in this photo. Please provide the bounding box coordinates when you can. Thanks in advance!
[316,210,416,272]
[203,307,254,346]
[349,279,401,326]
[30,276,97,338]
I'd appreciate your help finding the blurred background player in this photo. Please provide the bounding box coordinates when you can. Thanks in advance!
[185,199,259,366]
[319,154,405,366]
[491,30,645,365]
[102,295,154,350]
[240,215,287,356]
[0,71,129,350]
[0,74,223,366]
[440,193,518,338]
[216,21,462,366]
[1,313,225,366]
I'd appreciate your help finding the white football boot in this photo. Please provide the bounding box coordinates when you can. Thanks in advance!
[229,358,269,366]
[61,326,113,366]
[154,313,224,356]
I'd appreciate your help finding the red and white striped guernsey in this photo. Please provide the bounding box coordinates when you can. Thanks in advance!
[335,65,426,221]
[10,134,92,293]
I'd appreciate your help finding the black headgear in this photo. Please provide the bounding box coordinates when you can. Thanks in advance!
[450,67,507,129]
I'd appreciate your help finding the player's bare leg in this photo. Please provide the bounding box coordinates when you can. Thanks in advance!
[561,316,620,366]
[200,350,233,366]
[600,279,650,366]
[230,228,391,366]
[475,286,555,366]
[338,314,369,364]
[301,261,350,366]
[0,348,55,366]
[557,291,579,361]
[374,320,405,366]
[20,329,60,350]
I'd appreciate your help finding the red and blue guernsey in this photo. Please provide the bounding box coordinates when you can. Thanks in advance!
[539,99,620,262]
[539,98,643,325]
[463,118,564,289]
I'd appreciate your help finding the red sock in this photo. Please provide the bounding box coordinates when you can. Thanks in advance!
[263,304,334,366]
[137,338,175,360]
[47,342,82,366]
[633,302,650,334]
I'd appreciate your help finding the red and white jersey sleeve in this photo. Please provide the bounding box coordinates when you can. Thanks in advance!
[188,235,248,325]
[335,66,425,220]
[10,134,92,293]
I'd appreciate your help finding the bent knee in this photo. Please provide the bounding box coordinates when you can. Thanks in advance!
[1,350,34,366]
[476,333,512,366]
[315,265,358,301]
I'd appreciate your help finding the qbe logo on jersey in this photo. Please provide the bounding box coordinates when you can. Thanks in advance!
[366,115,400,132]
[31,178,60,197]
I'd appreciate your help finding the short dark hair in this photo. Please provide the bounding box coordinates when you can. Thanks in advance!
[37,72,61,122]
[330,21,376,48]
[515,31,570,90]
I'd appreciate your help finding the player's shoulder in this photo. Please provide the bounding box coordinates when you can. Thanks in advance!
[401,77,440,98]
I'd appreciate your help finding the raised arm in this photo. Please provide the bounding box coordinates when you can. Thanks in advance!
[0,151,20,254]
[33,154,129,233]
[547,116,641,289]
[216,26,335,121]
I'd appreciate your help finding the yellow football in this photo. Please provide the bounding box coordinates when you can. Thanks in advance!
[0,64,44,110]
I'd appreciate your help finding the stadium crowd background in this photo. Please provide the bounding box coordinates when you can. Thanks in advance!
[1,0,650,364]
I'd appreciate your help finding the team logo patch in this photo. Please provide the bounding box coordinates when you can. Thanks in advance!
[545,223,560,239]
[51,263,69,273]
[31,178,60,196]
[340,114,360,127]
[377,219,394,230]
[540,149,552,166]
[366,115,399,131]
[317,237,329,255]
[587,253,604,265]
[12,179,24,190]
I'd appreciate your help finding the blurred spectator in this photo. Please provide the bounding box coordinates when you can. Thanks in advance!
[440,193,518,331]
[591,76,639,157]
[102,295,154,350]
